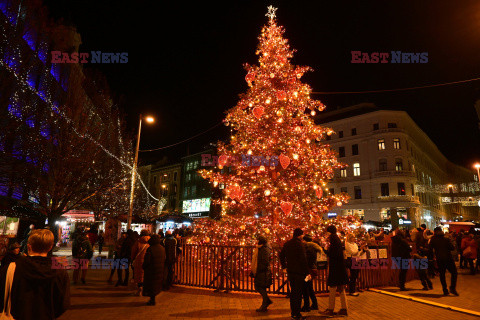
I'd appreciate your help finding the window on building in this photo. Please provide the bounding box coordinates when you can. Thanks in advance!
[353,163,360,176]
[170,199,175,208]
[395,158,403,171]
[388,123,397,128]
[191,185,196,197]
[186,174,191,182]
[351,128,357,136]
[153,176,157,185]
[373,123,379,131]
[173,184,177,193]
[379,159,387,171]
[352,144,359,156]
[340,187,348,193]
[338,131,343,138]
[393,138,401,149]
[354,186,362,199]
[183,188,188,198]
[378,139,386,150]
[340,168,347,178]
[173,171,177,181]
[339,147,345,158]
[475,175,478,182]
[381,183,389,196]
[398,182,406,195]
[411,184,415,196]
[329,188,335,195]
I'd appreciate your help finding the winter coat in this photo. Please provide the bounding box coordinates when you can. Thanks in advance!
[131,237,150,283]
[429,234,455,262]
[142,235,165,297]
[325,234,348,286]
[120,235,135,259]
[461,236,478,259]
[254,245,272,288]
[0,255,70,320]
[279,238,309,276]
[87,232,98,246]
[1,252,21,267]
[162,235,177,264]
[304,241,323,269]
[391,235,412,260]
[72,237,93,259]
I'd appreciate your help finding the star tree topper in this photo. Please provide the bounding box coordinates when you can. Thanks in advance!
[266,5,277,20]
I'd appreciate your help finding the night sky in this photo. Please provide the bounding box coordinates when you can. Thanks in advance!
[44,0,480,168]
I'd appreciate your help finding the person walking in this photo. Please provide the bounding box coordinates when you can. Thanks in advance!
[345,233,366,296]
[98,230,105,255]
[280,228,309,320]
[457,230,467,268]
[321,225,348,317]
[251,235,272,312]
[142,234,166,306]
[131,229,150,296]
[117,229,135,286]
[72,232,93,285]
[301,234,322,311]
[0,229,70,319]
[461,229,478,275]
[162,230,177,290]
[429,227,458,296]
[108,232,126,284]
[391,229,412,291]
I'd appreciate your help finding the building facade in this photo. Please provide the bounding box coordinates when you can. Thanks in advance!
[317,104,479,228]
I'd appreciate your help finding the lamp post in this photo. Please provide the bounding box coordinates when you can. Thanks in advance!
[474,163,480,185]
[127,115,154,230]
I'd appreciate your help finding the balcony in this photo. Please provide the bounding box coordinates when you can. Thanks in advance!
[377,195,420,204]
[373,170,415,178]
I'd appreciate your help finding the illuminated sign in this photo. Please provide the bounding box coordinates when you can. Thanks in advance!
[327,212,337,218]
[182,198,211,214]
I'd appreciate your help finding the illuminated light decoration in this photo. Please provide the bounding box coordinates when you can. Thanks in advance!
[315,188,323,198]
[337,201,343,207]
[252,106,264,119]
[245,72,256,83]
[192,6,349,245]
[218,155,228,166]
[265,98,271,104]
[279,154,290,169]
[310,110,316,116]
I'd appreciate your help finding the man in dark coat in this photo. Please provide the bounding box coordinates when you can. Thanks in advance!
[162,230,177,290]
[253,235,272,312]
[391,229,412,291]
[0,229,70,319]
[280,228,309,320]
[429,227,458,295]
[142,234,166,305]
[117,229,135,286]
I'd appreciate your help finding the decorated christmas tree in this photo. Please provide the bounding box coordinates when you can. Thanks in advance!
[192,6,350,246]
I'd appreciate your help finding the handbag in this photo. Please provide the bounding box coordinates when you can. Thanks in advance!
[463,246,474,259]
[316,248,328,270]
[0,262,16,320]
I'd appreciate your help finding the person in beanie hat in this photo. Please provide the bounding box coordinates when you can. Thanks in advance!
[321,225,348,317]
[251,235,272,312]
[280,228,309,320]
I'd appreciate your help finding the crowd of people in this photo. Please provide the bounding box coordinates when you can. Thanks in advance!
[250,224,480,319]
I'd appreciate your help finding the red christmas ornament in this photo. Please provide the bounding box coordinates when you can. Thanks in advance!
[228,185,243,200]
[252,107,264,119]
[276,90,287,100]
[245,72,256,83]
[280,201,293,215]
[315,188,323,198]
[279,154,290,169]
[218,155,228,166]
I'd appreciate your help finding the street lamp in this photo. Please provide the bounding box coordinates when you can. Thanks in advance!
[127,114,155,230]
[474,163,480,184]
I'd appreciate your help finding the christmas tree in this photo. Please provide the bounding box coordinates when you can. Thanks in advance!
[193,6,349,246]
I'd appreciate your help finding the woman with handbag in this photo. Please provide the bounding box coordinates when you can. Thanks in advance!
[131,230,150,296]
[251,235,272,313]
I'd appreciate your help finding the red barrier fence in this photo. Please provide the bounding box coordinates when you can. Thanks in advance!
[174,242,418,293]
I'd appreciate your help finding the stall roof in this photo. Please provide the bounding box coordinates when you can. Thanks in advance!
[156,214,193,223]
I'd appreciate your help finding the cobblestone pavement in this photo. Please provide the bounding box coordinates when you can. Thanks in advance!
[58,268,480,320]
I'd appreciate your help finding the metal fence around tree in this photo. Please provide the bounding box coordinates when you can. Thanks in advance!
[174,242,418,293]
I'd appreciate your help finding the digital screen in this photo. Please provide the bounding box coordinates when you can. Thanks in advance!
[182,198,211,213]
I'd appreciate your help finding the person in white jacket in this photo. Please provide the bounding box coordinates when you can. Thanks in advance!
[345,234,367,296]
